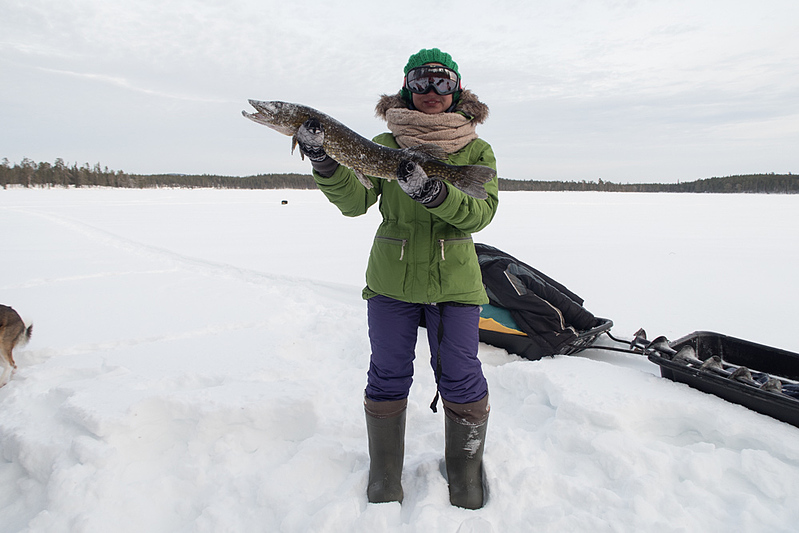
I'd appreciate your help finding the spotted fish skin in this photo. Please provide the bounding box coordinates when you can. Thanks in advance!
[242,100,495,199]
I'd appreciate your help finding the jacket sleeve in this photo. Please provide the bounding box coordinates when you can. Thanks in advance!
[426,141,499,233]
[313,164,381,217]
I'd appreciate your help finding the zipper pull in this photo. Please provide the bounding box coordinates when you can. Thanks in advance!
[399,239,407,261]
[439,239,445,260]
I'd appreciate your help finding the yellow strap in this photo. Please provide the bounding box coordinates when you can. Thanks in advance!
[479,317,527,336]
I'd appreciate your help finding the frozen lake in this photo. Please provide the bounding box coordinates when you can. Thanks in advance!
[2,188,798,532]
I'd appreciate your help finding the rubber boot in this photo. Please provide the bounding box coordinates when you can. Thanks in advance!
[364,397,407,503]
[443,395,489,510]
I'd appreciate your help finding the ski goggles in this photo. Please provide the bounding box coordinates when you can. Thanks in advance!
[404,65,461,95]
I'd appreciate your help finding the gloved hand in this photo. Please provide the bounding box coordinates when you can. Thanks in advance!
[295,118,339,177]
[396,160,447,206]
[295,118,327,161]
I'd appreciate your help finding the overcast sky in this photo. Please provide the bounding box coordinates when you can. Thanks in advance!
[2,0,797,183]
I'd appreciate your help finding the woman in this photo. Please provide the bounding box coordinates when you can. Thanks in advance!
[296,48,499,509]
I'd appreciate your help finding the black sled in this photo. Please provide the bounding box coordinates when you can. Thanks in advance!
[645,331,799,428]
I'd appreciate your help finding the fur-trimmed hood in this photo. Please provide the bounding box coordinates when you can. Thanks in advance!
[375,89,489,124]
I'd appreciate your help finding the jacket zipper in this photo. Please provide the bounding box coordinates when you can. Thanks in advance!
[376,236,408,260]
[437,237,473,261]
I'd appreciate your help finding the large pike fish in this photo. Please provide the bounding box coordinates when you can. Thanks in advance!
[242,100,495,199]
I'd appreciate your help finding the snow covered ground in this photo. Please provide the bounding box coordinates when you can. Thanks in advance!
[1,187,798,532]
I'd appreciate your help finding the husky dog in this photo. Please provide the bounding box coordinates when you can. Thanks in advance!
[0,305,33,386]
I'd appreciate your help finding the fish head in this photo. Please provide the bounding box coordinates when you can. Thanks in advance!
[243,100,306,136]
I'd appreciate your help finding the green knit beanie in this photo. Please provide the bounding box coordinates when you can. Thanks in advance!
[403,48,460,76]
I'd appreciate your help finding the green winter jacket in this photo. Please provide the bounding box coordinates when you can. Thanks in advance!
[314,132,499,305]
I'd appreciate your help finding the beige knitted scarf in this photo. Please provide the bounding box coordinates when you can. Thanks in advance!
[385,108,478,154]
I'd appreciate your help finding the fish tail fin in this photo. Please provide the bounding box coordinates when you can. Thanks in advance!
[447,164,495,200]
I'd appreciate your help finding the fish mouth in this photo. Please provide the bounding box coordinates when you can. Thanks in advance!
[242,100,297,136]
[248,99,280,116]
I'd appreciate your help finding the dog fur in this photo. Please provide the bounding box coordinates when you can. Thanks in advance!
[0,305,33,386]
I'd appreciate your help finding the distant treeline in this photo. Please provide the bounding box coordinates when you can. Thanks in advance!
[0,158,316,190]
[499,174,798,193]
[2,158,796,193]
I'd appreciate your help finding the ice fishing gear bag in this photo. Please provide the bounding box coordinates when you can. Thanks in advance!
[475,243,611,361]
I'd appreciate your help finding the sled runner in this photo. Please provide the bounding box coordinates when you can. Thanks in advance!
[475,243,611,361]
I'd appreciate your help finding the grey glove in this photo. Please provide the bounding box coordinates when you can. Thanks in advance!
[295,118,339,177]
[295,118,326,161]
[396,160,447,206]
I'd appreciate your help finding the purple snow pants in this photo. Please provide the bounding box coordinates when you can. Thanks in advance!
[365,294,488,404]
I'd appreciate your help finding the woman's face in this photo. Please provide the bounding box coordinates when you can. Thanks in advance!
[409,62,454,114]
[411,91,453,114]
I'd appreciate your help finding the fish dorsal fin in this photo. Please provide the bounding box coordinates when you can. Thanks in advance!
[406,143,448,160]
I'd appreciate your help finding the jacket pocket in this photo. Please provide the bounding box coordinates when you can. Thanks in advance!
[366,235,408,295]
[437,236,484,296]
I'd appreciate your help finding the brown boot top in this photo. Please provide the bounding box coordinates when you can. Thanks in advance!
[442,394,490,425]
[364,397,408,419]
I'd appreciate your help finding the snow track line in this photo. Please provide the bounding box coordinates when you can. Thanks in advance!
[28,320,275,358]
[7,207,354,295]
[1,269,180,290]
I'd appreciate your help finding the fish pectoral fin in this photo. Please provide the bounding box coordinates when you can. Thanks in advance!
[291,135,304,159]
[354,169,374,189]
[406,144,448,160]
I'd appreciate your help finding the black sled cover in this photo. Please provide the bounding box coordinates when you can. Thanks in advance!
[475,243,608,361]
